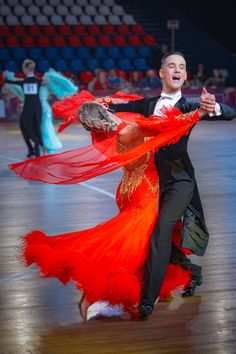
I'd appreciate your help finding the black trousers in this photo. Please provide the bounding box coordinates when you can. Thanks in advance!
[20,104,42,157]
[20,122,41,157]
[141,179,195,306]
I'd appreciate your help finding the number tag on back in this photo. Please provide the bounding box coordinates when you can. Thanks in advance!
[23,83,38,95]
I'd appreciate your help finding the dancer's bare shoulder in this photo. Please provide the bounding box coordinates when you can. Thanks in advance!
[117,125,144,150]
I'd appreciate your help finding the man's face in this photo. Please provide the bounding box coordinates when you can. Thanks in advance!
[159,54,187,93]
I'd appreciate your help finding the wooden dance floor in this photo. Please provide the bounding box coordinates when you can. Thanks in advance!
[0,119,236,354]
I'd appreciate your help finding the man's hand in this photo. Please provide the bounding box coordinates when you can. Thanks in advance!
[199,87,216,117]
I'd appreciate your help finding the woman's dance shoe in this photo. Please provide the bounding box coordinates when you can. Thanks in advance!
[78,296,90,322]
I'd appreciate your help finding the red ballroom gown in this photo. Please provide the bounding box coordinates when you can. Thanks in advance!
[20,146,190,310]
[12,91,202,310]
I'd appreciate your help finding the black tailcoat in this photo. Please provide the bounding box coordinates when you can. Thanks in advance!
[110,96,235,256]
[5,76,43,147]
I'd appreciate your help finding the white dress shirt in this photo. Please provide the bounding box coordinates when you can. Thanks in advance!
[154,91,221,116]
[154,91,182,115]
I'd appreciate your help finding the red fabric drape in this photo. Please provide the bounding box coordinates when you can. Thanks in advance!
[9,90,201,185]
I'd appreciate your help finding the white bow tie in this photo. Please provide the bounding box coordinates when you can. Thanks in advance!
[160,94,172,100]
[160,93,181,100]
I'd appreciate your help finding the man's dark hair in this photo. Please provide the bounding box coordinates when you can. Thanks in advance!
[161,51,186,67]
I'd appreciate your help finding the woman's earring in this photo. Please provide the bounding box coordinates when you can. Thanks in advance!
[101,103,109,110]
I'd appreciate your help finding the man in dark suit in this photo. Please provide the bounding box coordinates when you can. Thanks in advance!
[3,59,43,157]
[109,51,236,317]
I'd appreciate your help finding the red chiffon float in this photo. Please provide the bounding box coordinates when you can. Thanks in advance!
[12,91,202,310]
[21,153,190,309]
[9,91,200,186]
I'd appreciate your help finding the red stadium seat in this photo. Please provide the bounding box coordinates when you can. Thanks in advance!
[128,35,142,46]
[6,37,20,47]
[63,72,73,78]
[52,36,67,47]
[0,26,11,36]
[131,24,145,35]
[68,36,82,46]
[43,25,58,36]
[87,25,102,35]
[102,24,116,35]
[12,25,26,36]
[83,35,97,46]
[37,36,51,47]
[73,25,87,36]
[143,34,157,46]
[28,25,42,36]
[58,25,72,36]
[98,35,112,46]
[22,36,36,47]
[113,35,128,46]
[79,71,94,85]
[117,24,130,35]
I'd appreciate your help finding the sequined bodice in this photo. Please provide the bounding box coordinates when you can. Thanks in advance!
[116,151,159,211]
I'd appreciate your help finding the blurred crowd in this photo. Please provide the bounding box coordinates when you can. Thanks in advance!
[2,42,236,122]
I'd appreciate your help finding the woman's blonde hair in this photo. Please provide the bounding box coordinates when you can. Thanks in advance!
[78,102,118,133]
[22,59,36,73]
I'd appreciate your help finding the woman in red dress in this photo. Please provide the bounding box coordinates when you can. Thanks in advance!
[10,91,204,321]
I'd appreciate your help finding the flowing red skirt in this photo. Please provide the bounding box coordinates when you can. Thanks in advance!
[21,154,190,310]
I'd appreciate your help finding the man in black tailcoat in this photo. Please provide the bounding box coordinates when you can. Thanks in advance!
[109,51,236,317]
[3,59,43,157]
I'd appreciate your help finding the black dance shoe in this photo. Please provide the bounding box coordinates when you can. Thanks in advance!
[181,273,202,297]
[138,303,153,317]
[27,151,35,158]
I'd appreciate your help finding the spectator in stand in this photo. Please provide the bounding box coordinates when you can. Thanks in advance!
[107,69,122,89]
[129,70,143,88]
[93,70,110,91]
[204,68,225,90]
[150,43,169,69]
[3,60,43,157]
[224,87,236,108]
[219,68,229,84]
[139,69,162,89]
[191,63,209,88]
[87,68,102,92]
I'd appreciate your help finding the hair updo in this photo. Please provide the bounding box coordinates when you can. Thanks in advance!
[78,102,118,133]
